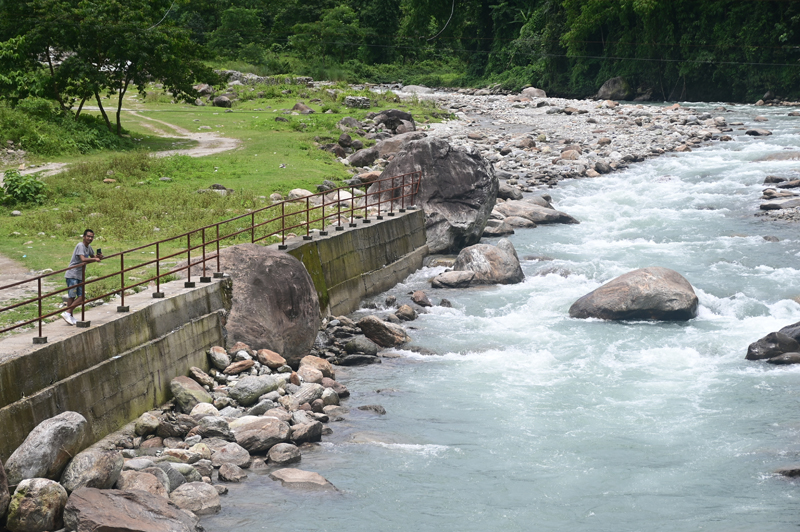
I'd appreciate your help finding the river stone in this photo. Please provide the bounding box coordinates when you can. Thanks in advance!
[745,332,800,360]
[369,137,498,253]
[153,463,185,492]
[223,359,255,375]
[190,403,220,417]
[268,443,301,465]
[170,376,213,414]
[746,128,772,136]
[156,414,197,439]
[218,463,248,483]
[498,183,523,200]
[197,416,234,440]
[345,336,380,355]
[569,267,699,321]
[232,418,291,453]
[63,488,201,532]
[200,245,320,365]
[338,354,381,366]
[122,458,155,471]
[493,200,579,225]
[521,87,547,98]
[0,459,9,520]
[322,388,340,406]
[358,315,410,347]
[376,131,427,158]
[290,421,323,444]
[767,352,800,365]
[778,321,800,341]
[5,411,88,487]
[348,146,379,167]
[294,383,326,405]
[257,349,286,369]
[395,304,417,321]
[134,412,161,436]
[431,270,476,288]
[322,378,350,398]
[6,479,68,532]
[170,464,202,483]
[210,442,251,469]
[188,443,212,461]
[269,468,336,491]
[229,375,282,406]
[208,346,231,370]
[140,467,171,493]
[597,76,632,100]
[169,482,221,516]
[411,290,433,307]
[114,470,168,497]
[450,238,524,285]
[298,366,324,384]
[760,197,800,210]
[59,450,123,494]
[300,355,335,379]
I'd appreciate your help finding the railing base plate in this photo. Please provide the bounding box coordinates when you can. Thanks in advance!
[76,321,91,328]
[117,306,130,313]
[363,219,371,224]
[213,272,224,278]
[388,212,396,216]
[278,245,288,250]
[349,223,358,227]
[399,209,407,213]
[319,231,328,236]
[184,282,195,288]
[200,277,212,283]
[153,292,165,299]
[303,236,313,241]
[33,337,47,345]
[376,216,384,220]
[335,226,344,231]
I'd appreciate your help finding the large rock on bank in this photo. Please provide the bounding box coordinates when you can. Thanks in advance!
[434,238,524,287]
[0,459,9,521]
[368,137,498,253]
[64,488,202,532]
[6,478,68,532]
[5,412,88,487]
[194,244,321,366]
[597,77,632,100]
[569,267,699,321]
[59,450,123,494]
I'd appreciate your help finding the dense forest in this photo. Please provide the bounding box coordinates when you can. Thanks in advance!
[2,0,800,105]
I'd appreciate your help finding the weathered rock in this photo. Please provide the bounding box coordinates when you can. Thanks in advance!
[294,383,325,405]
[223,359,255,375]
[297,366,323,384]
[169,482,221,516]
[210,442,251,469]
[0,459,9,520]
[760,197,800,210]
[746,332,800,361]
[498,183,523,201]
[153,463,185,493]
[746,128,772,136]
[114,470,168,498]
[357,315,410,347]
[170,376,213,414]
[395,304,417,321]
[5,411,88,486]
[269,468,336,491]
[190,403,220,417]
[134,412,161,437]
[449,238,524,285]
[290,421,323,444]
[122,458,155,472]
[59,450,123,494]
[140,467,171,493]
[292,102,314,114]
[64,488,202,532]
[778,321,800,341]
[321,388,339,406]
[218,463,248,482]
[212,96,231,108]
[521,87,547,98]
[257,349,286,369]
[156,414,196,439]
[268,443,301,465]
[431,270,476,288]
[597,77,632,100]
[232,418,291,453]
[358,404,387,415]
[344,336,380,355]
[299,355,335,379]
[375,131,427,158]
[369,137,498,253]
[197,416,234,440]
[6,479,68,532]
[321,378,350,398]
[347,146,379,167]
[569,267,699,321]
[229,375,282,406]
[493,200,579,225]
[193,245,320,365]
[412,290,432,307]
[208,346,231,370]
[766,352,800,365]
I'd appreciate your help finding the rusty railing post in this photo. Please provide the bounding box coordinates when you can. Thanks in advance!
[336,188,344,231]
[303,196,312,240]
[320,192,328,236]
[201,228,211,283]
[349,186,357,227]
[118,253,129,312]
[76,264,90,327]
[33,277,46,344]
[154,242,164,298]
[185,233,195,288]
[214,224,223,278]
[279,202,288,250]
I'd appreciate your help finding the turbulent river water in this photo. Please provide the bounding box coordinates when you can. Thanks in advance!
[204,103,800,532]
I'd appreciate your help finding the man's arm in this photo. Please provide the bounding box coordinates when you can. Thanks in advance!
[78,254,101,263]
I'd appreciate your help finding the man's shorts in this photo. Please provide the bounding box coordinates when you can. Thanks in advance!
[66,278,83,298]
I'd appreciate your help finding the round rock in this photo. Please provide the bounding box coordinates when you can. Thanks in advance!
[6,479,68,532]
[268,443,301,465]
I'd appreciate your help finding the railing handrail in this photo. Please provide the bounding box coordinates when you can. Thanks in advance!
[0,171,423,343]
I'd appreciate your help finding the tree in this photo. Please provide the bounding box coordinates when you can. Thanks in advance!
[0,0,217,134]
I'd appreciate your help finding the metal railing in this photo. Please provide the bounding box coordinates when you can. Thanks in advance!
[0,171,422,344]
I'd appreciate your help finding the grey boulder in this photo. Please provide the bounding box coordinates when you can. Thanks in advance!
[357,315,410,347]
[493,200,578,225]
[431,271,476,289]
[569,267,698,321]
[0,459,9,521]
[443,238,524,286]
[229,375,282,406]
[169,482,221,516]
[59,450,123,494]
[268,443,301,465]
[746,332,800,361]
[6,479,68,532]
[597,77,632,100]
[170,376,213,414]
[211,442,252,468]
[5,411,88,486]
[232,418,291,453]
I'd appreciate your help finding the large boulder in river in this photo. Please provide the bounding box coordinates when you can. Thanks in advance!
[569,267,698,321]
[445,238,524,286]
[369,137,498,253]
[191,244,320,366]
[5,412,88,487]
[745,332,800,361]
[493,199,579,225]
[597,77,632,100]
[64,488,202,532]
[357,315,410,347]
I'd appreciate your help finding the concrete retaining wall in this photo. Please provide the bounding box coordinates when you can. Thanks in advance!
[0,279,232,462]
[284,209,428,315]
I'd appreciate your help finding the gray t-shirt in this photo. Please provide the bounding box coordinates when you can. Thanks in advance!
[65,242,94,279]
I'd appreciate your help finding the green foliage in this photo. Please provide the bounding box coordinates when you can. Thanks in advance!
[2,170,46,205]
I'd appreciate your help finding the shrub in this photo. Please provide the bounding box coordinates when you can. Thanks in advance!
[2,170,46,204]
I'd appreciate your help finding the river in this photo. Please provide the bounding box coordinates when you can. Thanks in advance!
[203,103,800,531]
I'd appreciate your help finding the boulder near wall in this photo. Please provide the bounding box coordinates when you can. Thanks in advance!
[368,137,498,254]
[195,244,321,367]
[569,267,698,321]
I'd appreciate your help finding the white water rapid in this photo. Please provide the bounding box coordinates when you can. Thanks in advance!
[204,103,800,531]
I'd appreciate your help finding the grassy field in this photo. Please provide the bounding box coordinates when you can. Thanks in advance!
[0,81,447,330]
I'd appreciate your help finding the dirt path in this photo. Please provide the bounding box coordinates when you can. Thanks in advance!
[0,254,57,305]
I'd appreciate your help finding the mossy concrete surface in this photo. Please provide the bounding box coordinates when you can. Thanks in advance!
[0,279,232,462]
[284,209,428,316]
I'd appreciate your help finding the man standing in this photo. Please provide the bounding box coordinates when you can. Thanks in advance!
[62,229,103,325]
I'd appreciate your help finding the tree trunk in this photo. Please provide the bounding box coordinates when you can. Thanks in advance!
[74,97,87,120]
[94,92,113,132]
[116,77,130,136]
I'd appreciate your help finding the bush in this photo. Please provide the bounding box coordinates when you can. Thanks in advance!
[2,170,46,204]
